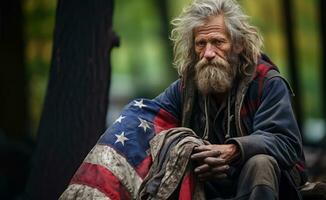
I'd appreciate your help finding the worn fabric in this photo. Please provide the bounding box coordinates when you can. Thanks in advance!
[137,127,205,200]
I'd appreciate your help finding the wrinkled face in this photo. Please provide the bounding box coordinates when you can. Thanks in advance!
[193,15,237,95]
[194,15,231,61]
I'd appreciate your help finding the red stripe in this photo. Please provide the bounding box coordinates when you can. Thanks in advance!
[179,171,195,200]
[71,162,131,200]
[135,155,152,179]
[254,64,275,107]
[153,108,179,134]
[254,64,270,79]
[257,64,269,105]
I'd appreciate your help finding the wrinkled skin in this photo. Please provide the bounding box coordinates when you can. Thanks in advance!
[191,144,240,181]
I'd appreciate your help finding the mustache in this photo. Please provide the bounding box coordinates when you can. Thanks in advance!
[195,56,230,71]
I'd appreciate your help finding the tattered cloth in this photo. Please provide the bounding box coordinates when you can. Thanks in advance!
[137,127,205,200]
[59,98,204,200]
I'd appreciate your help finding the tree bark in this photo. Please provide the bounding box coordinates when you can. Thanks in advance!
[24,0,117,199]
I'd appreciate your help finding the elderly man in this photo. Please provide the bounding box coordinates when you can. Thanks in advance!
[61,0,306,199]
[167,0,306,199]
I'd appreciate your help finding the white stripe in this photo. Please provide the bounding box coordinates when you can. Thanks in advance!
[84,144,142,199]
[59,184,111,200]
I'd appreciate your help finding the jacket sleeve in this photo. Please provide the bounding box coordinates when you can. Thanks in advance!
[154,79,182,121]
[227,77,303,169]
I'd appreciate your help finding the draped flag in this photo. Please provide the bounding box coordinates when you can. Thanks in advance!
[60,98,180,200]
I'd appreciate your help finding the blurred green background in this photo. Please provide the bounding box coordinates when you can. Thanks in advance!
[24,0,324,143]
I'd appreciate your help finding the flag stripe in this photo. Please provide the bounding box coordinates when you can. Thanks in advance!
[71,162,131,200]
[59,184,111,200]
[84,144,142,199]
[135,155,152,179]
[178,172,194,200]
[154,108,180,134]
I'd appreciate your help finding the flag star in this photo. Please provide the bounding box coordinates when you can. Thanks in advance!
[138,118,151,132]
[114,115,126,124]
[133,99,147,109]
[115,132,129,146]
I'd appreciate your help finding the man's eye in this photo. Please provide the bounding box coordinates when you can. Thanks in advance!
[212,39,223,46]
[196,41,206,47]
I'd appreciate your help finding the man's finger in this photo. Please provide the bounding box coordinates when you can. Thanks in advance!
[211,164,230,173]
[191,150,221,160]
[194,164,210,174]
[197,171,214,179]
[212,173,228,179]
[193,145,211,152]
[203,157,226,166]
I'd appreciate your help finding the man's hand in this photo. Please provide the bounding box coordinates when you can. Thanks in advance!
[191,144,240,181]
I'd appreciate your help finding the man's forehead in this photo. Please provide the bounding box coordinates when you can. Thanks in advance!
[194,15,228,36]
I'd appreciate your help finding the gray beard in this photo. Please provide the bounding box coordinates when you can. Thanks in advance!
[194,56,237,95]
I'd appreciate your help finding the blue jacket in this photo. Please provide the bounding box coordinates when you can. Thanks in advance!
[154,55,306,198]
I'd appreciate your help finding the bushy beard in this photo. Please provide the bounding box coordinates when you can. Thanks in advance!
[195,55,237,95]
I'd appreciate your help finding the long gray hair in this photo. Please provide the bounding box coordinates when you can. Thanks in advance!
[171,0,263,77]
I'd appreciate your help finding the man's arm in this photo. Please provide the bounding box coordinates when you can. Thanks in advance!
[227,77,302,169]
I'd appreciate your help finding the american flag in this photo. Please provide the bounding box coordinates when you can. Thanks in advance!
[60,98,182,199]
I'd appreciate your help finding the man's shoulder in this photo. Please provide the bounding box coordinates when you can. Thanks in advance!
[254,55,279,81]
[244,56,294,107]
[251,55,293,94]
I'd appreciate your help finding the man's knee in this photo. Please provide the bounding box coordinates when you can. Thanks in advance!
[238,154,281,195]
[241,154,281,186]
[244,154,280,174]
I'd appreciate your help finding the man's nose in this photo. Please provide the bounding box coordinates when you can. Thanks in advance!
[203,44,216,61]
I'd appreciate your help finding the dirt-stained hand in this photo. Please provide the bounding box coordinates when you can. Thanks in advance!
[191,144,240,181]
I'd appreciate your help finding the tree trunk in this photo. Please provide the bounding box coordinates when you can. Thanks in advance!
[0,0,28,140]
[24,0,118,199]
[0,1,30,198]
[155,0,177,83]
[320,0,326,123]
[281,0,303,130]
